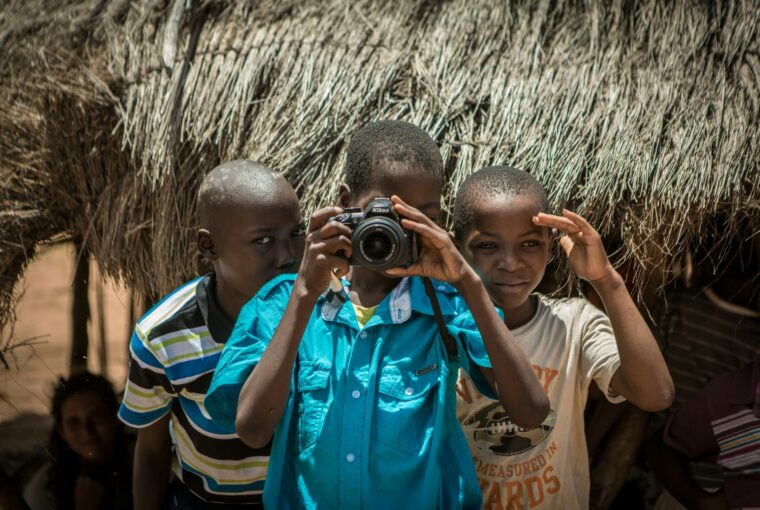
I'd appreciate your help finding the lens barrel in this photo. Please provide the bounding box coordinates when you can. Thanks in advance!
[352,217,408,270]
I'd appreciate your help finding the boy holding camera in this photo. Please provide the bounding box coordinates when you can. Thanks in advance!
[204,121,548,509]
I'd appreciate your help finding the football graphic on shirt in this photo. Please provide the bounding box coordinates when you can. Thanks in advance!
[461,402,556,456]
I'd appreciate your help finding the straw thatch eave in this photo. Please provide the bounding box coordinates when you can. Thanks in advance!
[1,0,759,331]
[0,0,132,329]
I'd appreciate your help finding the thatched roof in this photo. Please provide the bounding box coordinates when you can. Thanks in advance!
[1,0,759,328]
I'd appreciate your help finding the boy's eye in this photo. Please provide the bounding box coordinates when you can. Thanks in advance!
[473,242,497,250]
[252,236,274,245]
[291,227,306,237]
[521,240,542,248]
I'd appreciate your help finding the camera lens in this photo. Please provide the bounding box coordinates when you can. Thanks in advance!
[352,217,407,270]
[361,232,393,260]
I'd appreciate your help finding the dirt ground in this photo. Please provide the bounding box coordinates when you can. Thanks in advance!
[0,243,132,421]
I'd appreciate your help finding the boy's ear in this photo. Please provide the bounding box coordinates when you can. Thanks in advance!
[338,183,352,208]
[197,229,217,261]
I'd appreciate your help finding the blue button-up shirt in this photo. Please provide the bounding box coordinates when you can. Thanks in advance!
[205,274,497,509]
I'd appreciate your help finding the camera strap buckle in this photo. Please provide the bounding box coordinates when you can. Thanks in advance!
[422,278,458,360]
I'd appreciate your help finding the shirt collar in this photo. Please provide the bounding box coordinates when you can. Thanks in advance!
[197,273,235,343]
[319,276,456,326]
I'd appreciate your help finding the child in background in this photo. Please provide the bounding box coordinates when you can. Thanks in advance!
[204,122,548,509]
[649,355,760,509]
[118,161,305,508]
[453,166,674,509]
[23,372,133,510]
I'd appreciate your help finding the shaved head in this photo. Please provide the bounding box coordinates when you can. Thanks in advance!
[453,165,548,239]
[198,160,297,229]
[195,160,304,317]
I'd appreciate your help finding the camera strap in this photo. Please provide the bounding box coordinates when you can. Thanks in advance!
[422,278,458,360]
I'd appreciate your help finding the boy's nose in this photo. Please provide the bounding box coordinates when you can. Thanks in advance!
[277,258,298,270]
[81,420,98,440]
[498,250,523,272]
[276,241,299,269]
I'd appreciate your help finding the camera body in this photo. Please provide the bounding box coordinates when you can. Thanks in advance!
[330,197,420,271]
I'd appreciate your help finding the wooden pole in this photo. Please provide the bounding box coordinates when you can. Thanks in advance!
[70,239,90,374]
[96,276,107,377]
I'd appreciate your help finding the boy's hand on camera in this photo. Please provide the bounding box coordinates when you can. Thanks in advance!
[298,207,352,296]
[532,210,615,284]
[386,195,474,287]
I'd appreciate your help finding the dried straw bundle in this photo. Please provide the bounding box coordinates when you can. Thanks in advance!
[0,0,758,329]
[0,0,130,328]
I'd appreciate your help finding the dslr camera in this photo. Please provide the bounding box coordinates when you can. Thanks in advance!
[330,197,420,271]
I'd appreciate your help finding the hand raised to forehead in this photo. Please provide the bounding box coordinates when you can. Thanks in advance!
[532,209,615,284]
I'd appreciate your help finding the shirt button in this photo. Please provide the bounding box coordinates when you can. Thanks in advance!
[437,285,446,291]
[351,390,361,399]
[346,453,355,463]
[360,331,367,338]
[405,387,414,396]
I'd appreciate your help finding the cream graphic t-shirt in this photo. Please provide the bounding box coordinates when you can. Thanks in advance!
[457,295,624,510]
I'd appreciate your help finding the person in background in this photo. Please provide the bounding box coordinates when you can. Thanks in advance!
[118,160,305,508]
[650,231,760,506]
[23,371,133,510]
[648,355,760,509]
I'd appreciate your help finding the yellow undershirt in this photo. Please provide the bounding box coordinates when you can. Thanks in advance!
[352,303,378,328]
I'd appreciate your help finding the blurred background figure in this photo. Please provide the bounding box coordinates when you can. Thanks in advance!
[648,355,760,509]
[22,372,133,510]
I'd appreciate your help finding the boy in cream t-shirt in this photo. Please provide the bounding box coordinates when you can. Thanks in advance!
[453,166,675,509]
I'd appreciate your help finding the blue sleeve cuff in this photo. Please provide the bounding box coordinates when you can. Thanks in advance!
[449,308,500,399]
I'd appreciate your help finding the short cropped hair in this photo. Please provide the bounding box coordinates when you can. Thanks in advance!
[452,165,549,238]
[345,120,444,197]
[197,160,287,226]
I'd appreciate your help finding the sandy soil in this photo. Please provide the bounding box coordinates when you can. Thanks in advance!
[0,243,133,420]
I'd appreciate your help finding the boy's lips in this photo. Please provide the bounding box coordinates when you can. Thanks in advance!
[492,281,530,293]
[493,281,528,287]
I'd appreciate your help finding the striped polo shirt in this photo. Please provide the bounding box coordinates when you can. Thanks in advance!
[118,275,269,505]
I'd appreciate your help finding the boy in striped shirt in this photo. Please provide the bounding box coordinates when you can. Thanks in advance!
[118,160,306,508]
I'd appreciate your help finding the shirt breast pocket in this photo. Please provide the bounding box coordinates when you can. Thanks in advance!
[375,364,441,455]
[296,360,331,453]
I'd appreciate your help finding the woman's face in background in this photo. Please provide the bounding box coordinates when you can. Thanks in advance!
[58,391,116,465]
